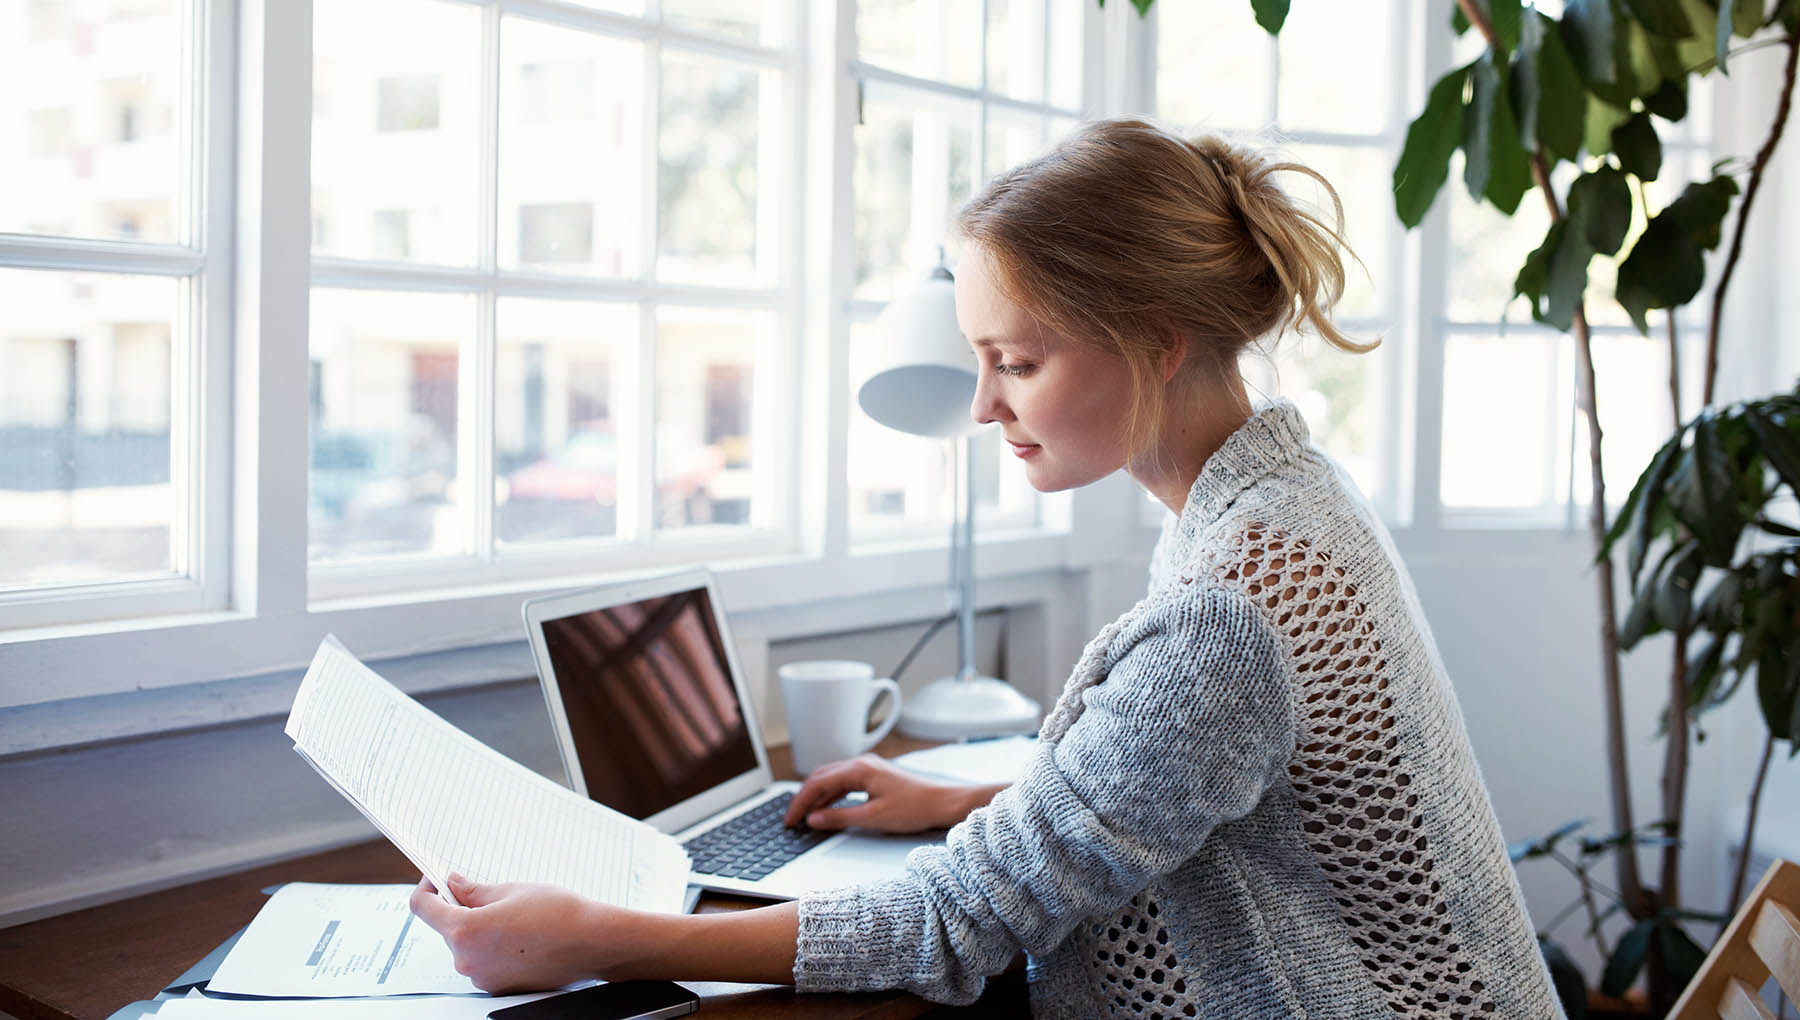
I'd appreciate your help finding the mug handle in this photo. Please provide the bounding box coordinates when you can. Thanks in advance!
[860,677,902,752]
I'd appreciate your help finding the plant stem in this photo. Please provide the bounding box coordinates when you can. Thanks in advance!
[1706,30,1800,406]
[1455,0,1649,919]
[1667,312,1682,427]
[1729,735,1775,908]
[1662,626,1690,913]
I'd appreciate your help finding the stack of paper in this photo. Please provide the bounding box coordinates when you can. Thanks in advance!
[286,636,691,914]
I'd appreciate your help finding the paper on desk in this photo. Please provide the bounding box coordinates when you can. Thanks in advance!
[206,883,475,997]
[285,636,689,914]
[892,735,1038,786]
[153,988,561,1018]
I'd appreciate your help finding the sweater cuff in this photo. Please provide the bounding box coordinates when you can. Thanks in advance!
[793,878,924,993]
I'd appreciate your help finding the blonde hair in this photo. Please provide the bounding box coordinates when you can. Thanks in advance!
[955,118,1374,458]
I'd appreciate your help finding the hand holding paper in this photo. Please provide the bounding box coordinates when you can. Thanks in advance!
[284,637,690,914]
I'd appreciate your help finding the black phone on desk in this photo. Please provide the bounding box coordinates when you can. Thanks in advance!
[488,980,699,1020]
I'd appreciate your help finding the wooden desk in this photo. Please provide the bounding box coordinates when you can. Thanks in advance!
[0,740,1029,1020]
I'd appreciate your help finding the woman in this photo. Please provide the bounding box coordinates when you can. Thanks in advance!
[411,119,1563,1019]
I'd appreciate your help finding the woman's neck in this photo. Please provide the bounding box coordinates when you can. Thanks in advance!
[1127,374,1253,516]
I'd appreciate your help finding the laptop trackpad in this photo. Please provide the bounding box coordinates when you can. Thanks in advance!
[799,831,940,885]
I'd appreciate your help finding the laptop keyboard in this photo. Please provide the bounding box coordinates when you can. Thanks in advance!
[682,792,832,881]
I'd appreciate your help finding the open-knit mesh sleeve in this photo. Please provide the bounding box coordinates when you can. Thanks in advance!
[792,584,1295,1004]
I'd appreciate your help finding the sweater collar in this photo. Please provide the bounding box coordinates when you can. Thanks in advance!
[1171,397,1313,537]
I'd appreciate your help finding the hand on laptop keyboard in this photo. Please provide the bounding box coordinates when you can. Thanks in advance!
[682,792,831,881]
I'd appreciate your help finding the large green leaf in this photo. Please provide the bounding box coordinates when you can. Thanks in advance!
[1535,16,1588,160]
[1251,0,1290,35]
[1756,638,1799,740]
[1465,54,1504,201]
[1654,542,1704,630]
[1688,635,1727,710]
[1622,580,1661,647]
[1616,214,1702,333]
[1395,64,1472,228]
[1514,220,1595,330]
[1745,406,1800,493]
[1491,0,1525,52]
[1602,918,1657,997]
[1673,416,1747,565]
[1585,95,1632,159]
[1568,166,1633,254]
[1512,13,1544,149]
[1592,14,1666,105]
[1485,69,1533,213]
[1541,939,1590,1020]
[1656,921,1709,992]
[1613,112,1663,180]
[1669,174,1741,249]
[1603,426,1682,572]
[1562,0,1618,84]
[1643,78,1689,121]
[1626,0,1696,37]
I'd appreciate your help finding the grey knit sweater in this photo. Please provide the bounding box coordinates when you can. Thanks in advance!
[792,400,1564,1019]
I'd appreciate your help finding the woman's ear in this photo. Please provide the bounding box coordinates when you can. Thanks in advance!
[1158,332,1189,383]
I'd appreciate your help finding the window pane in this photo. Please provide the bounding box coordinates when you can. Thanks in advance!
[310,289,471,561]
[664,0,769,44]
[986,0,1045,103]
[0,268,179,589]
[1276,0,1393,135]
[496,298,632,546]
[1290,144,1392,321]
[1446,154,1553,323]
[849,320,951,538]
[655,307,769,531]
[1440,332,1570,510]
[1155,1,1271,132]
[660,54,765,285]
[984,112,1045,182]
[0,0,186,243]
[1241,334,1385,506]
[857,0,980,88]
[848,321,1035,541]
[499,17,642,277]
[1573,334,1678,508]
[854,89,976,302]
[1046,0,1085,111]
[314,0,481,264]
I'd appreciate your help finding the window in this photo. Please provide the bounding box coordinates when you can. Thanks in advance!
[846,0,1091,544]
[1155,0,1409,523]
[0,0,222,617]
[309,0,793,595]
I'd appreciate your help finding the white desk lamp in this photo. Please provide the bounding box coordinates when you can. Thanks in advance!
[858,256,1041,740]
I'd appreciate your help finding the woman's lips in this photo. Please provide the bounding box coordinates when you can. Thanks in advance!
[1008,441,1040,458]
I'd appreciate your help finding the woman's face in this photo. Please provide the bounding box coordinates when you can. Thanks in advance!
[956,245,1137,493]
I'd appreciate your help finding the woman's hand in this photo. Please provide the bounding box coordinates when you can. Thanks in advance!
[783,753,1003,834]
[409,874,634,994]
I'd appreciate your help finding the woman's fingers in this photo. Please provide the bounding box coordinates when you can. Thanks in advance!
[409,877,462,932]
[803,799,876,831]
[784,759,868,826]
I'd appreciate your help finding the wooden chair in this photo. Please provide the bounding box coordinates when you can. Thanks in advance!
[1670,859,1800,1020]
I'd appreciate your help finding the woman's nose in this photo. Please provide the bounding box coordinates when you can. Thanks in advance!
[970,370,1009,425]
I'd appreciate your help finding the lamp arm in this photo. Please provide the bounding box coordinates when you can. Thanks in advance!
[953,434,977,683]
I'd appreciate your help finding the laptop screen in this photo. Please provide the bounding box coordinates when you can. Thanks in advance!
[538,585,759,820]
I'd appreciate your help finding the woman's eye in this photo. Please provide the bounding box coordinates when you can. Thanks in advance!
[994,362,1034,377]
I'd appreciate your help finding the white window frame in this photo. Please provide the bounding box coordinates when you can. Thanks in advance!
[0,0,235,630]
[0,0,1149,725]
[306,0,806,602]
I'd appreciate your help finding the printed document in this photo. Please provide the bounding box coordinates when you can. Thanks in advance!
[154,988,563,1018]
[207,883,478,997]
[286,637,690,914]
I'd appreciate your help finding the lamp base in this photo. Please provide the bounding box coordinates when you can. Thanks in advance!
[898,674,1041,741]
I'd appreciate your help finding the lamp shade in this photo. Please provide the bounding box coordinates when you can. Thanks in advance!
[857,265,982,439]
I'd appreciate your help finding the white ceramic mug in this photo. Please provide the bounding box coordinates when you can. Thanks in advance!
[778,660,902,776]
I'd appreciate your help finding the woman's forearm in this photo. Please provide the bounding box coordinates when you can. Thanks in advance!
[610,900,801,985]
[951,782,1009,825]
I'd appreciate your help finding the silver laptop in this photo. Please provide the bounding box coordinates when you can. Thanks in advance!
[522,568,939,900]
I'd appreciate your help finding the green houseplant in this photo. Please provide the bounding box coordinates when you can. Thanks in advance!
[1122,0,1800,1013]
